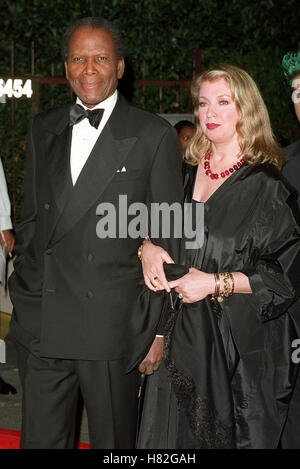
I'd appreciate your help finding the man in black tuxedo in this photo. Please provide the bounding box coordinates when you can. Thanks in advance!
[281,74,300,449]
[8,17,183,449]
[283,141,300,196]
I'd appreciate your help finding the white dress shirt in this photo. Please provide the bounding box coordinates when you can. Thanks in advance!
[0,158,12,363]
[0,159,12,231]
[70,90,118,185]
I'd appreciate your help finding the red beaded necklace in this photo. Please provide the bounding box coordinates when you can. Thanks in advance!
[203,152,245,180]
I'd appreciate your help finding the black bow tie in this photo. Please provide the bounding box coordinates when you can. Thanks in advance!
[69,104,104,129]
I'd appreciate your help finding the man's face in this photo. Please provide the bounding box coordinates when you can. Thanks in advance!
[64,26,124,108]
[292,74,300,123]
[178,126,195,148]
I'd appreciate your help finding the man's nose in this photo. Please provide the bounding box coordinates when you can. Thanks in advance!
[83,58,97,74]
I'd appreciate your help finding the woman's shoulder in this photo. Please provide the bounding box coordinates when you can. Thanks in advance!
[241,162,298,210]
[242,162,287,187]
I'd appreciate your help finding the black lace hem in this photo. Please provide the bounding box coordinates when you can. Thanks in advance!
[164,308,236,449]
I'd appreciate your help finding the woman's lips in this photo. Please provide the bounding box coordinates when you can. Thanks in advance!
[206,123,221,130]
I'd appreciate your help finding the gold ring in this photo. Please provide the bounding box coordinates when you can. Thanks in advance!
[178,292,183,299]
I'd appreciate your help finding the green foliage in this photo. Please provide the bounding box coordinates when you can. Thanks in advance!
[1,0,300,222]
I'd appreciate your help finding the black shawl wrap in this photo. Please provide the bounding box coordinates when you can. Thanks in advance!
[129,162,300,449]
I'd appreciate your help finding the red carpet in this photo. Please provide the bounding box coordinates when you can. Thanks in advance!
[0,428,90,449]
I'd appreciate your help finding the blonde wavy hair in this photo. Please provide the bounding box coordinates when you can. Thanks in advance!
[184,64,284,169]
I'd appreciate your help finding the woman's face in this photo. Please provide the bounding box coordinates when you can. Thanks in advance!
[292,73,300,123]
[198,78,240,145]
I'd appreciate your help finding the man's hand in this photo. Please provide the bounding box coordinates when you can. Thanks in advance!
[138,336,164,375]
[0,230,15,255]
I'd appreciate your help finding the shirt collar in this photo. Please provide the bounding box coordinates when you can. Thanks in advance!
[76,89,118,112]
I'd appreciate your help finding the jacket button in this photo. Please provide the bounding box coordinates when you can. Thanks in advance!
[86,291,93,299]
[45,248,53,255]
[87,254,94,262]
[44,203,50,210]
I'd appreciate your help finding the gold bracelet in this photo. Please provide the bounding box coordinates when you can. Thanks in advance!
[223,272,234,296]
[228,272,235,295]
[211,273,221,302]
[215,273,220,296]
[137,246,142,260]
[211,272,234,302]
[223,272,230,297]
[137,236,150,260]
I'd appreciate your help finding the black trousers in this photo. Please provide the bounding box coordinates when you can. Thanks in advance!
[16,343,139,449]
[281,367,300,449]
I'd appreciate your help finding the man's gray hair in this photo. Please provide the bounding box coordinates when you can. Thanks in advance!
[61,17,126,61]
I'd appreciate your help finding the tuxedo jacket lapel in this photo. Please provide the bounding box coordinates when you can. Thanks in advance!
[49,96,137,245]
[47,126,73,213]
[45,107,73,244]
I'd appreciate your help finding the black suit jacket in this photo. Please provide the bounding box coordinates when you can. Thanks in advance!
[283,140,300,210]
[9,93,183,360]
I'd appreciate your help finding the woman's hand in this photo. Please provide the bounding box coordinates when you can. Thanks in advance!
[168,267,215,303]
[140,240,174,292]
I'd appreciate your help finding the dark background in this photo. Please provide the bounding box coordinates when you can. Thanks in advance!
[1,0,300,223]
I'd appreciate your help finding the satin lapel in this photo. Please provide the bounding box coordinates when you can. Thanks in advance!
[47,125,73,214]
[50,120,137,245]
[45,107,74,245]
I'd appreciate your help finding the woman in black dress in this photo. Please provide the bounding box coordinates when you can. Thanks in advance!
[136,64,300,449]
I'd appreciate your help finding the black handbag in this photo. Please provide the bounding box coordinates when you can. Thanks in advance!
[127,263,189,374]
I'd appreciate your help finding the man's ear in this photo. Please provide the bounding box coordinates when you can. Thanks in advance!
[117,58,125,79]
[64,61,69,80]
